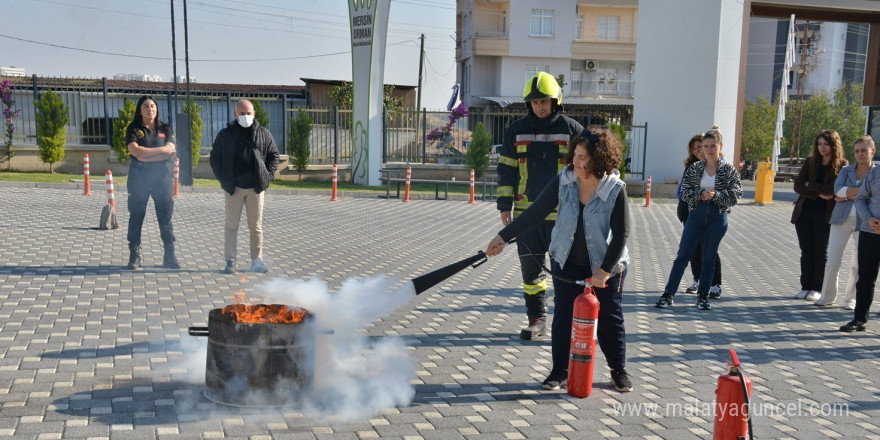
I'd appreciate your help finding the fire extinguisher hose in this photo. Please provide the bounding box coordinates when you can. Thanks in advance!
[509,238,587,287]
[737,367,754,440]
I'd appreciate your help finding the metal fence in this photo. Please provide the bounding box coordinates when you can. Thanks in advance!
[6,78,295,155]
[7,78,646,173]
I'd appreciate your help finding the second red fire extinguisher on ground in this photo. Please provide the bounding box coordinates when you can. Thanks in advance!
[568,283,599,398]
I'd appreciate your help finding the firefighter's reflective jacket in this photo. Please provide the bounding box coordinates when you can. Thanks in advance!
[496,111,583,220]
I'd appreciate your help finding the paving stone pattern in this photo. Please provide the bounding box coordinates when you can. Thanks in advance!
[1,187,878,439]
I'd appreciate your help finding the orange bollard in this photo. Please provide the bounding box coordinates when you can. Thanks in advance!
[645,175,652,207]
[173,157,180,199]
[403,166,411,203]
[105,170,116,209]
[469,169,476,204]
[330,163,338,201]
[83,154,91,196]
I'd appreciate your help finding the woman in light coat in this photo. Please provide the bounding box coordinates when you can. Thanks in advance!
[817,136,875,308]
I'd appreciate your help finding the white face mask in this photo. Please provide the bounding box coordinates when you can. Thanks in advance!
[237,114,254,128]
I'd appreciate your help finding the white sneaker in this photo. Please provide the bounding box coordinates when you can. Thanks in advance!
[685,281,699,294]
[805,291,821,301]
[794,290,809,299]
[844,299,856,310]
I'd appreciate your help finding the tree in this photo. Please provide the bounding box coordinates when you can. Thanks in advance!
[34,90,68,173]
[609,123,628,178]
[466,122,491,178]
[740,96,776,162]
[329,82,404,111]
[555,74,567,89]
[111,99,136,164]
[1,79,21,170]
[832,82,866,161]
[182,98,203,167]
[288,109,313,176]
[253,99,270,129]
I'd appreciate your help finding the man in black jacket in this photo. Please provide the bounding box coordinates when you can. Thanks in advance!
[497,72,583,340]
[210,100,280,274]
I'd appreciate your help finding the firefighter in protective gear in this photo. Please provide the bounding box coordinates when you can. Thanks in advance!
[497,72,583,340]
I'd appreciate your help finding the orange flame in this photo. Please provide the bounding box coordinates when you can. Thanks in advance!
[220,304,310,324]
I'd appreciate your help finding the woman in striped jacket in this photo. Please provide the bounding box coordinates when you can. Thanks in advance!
[656,127,743,310]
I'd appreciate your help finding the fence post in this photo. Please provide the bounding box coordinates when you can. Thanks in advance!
[226,92,233,124]
[282,94,288,154]
[31,74,38,102]
[102,77,111,145]
[333,105,339,165]
[382,106,387,164]
[421,107,427,164]
[642,121,648,180]
[166,91,173,128]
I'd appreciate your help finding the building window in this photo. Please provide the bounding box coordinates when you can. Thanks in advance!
[530,9,554,37]
[598,16,620,41]
[576,15,584,40]
[525,65,549,87]
[570,68,584,95]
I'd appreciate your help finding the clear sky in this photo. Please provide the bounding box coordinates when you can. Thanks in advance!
[0,0,458,108]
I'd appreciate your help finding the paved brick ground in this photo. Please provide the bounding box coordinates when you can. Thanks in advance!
[1,184,878,439]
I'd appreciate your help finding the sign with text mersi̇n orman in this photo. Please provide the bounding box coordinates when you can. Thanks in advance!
[348,0,390,186]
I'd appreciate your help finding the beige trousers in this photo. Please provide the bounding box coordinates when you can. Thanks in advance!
[224,187,264,262]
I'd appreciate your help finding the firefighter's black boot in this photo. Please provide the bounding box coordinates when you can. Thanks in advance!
[126,243,141,270]
[163,243,180,269]
[520,291,547,340]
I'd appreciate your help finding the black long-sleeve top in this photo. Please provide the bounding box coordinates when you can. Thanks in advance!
[498,174,629,276]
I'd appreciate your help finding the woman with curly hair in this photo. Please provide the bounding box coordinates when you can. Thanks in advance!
[677,134,723,297]
[792,129,847,301]
[656,127,742,310]
[485,129,632,393]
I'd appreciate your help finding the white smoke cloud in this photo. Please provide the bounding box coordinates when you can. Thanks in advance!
[174,276,418,420]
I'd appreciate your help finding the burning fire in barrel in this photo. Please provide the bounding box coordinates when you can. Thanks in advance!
[188,304,314,407]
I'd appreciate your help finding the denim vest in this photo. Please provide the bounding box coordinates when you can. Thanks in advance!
[548,169,630,276]
[830,163,874,228]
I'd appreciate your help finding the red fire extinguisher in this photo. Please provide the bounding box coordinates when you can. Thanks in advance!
[713,349,753,440]
[567,282,599,398]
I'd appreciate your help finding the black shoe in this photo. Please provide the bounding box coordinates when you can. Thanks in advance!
[610,368,633,393]
[542,369,568,390]
[696,296,712,310]
[126,244,141,270]
[840,320,866,332]
[520,316,546,340]
[655,294,674,308]
[222,260,235,274]
[163,244,180,269]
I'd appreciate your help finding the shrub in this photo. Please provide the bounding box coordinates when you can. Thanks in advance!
[34,90,69,173]
[253,99,270,128]
[288,109,312,176]
[111,99,136,164]
[466,122,491,178]
[609,123,628,179]
[182,98,203,166]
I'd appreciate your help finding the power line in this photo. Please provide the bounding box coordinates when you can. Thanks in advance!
[0,33,419,63]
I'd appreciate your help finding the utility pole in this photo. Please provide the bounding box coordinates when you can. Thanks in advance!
[790,21,810,166]
[170,0,178,121]
[416,34,425,154]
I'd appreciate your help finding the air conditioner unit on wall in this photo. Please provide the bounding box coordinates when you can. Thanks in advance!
[586,60,598,71]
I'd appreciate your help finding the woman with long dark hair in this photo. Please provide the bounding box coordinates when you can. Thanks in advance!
[677,134,723,297]
[791,130,847,301]
[124,95,179,270]
[485,129,632,393]
[656,127,742,310]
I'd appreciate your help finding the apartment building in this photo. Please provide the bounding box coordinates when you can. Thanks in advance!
[456,0,637,116]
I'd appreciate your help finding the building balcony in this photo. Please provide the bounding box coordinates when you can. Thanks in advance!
[571,40,636,61]
[472,36,509,56]
[568,80,634,99]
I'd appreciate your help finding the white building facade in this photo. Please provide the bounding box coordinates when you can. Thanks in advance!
[456,0,638,110]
